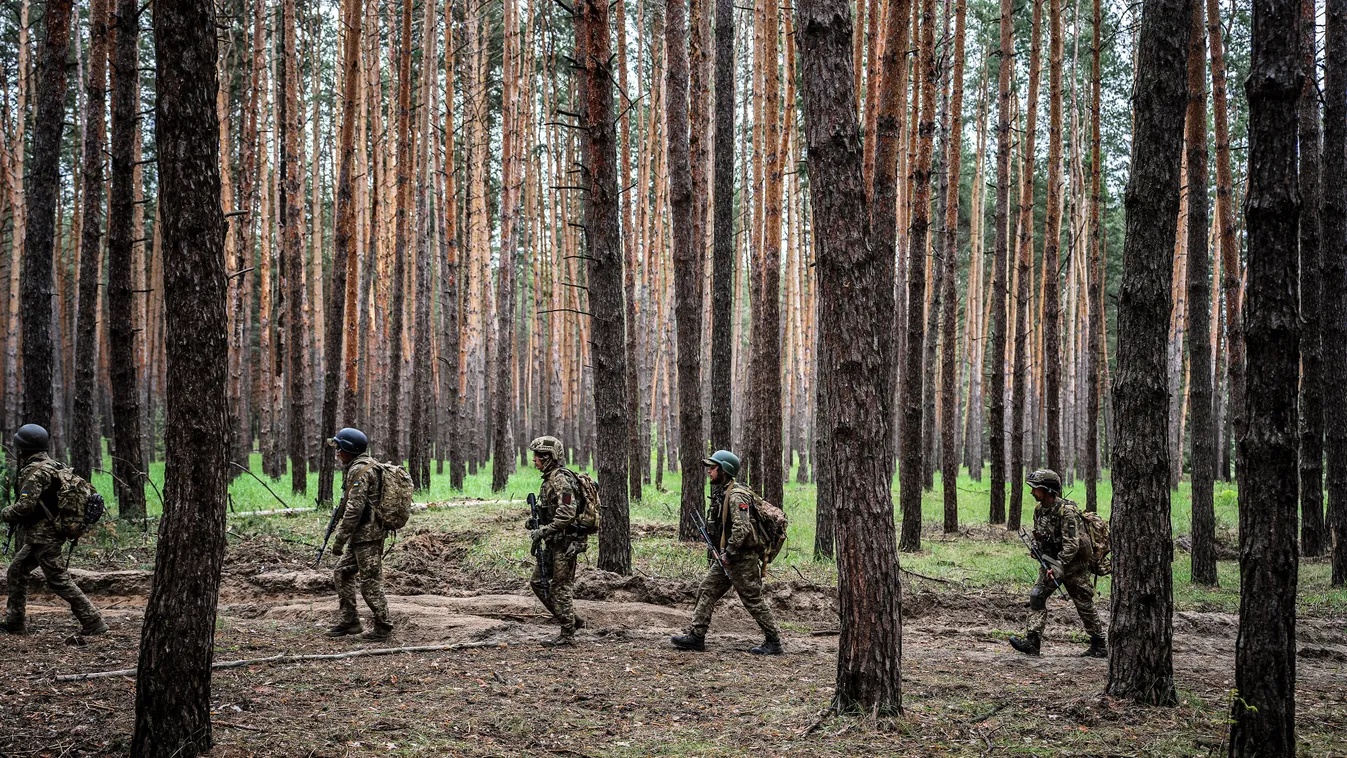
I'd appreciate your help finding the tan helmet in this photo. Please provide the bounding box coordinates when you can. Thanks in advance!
[529,435,565,461]
[1026,468,1063,496]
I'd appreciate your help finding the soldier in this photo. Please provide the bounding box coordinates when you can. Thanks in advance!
[1009,469,1107,658]
[671,450,783,655]
[1,424,107,636]
[526,435,588,647]
[324,427,394,642]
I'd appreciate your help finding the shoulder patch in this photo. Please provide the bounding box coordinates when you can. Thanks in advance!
[739,502,749,510]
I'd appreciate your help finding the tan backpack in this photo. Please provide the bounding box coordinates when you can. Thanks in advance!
[730,483,789,565]
[1067,504,1111,576]
[370,461,413,531]
[562,468,601,535]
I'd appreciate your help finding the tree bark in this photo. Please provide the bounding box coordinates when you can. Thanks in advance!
[667,0,707,539]
[1009,0,1043,533]
[989,0,1014,525]
[387,0,413,466]
[1326,0,1347,588]
[1186,0,1217,586]
[940,0,968,533]
[1230,0,1301,750]
[130,0,229,751]
[492,0,519,492]
[443,1,464,491]
[108,0,145,519]
[710,0,735,456]
[576,0,632,575]
[281,0,308,491]
[798,0,903,714]
[321,0,362,504]
[1042,0,1065,471]
[1298,0,1327,558]
[1105,0,1188,707]
[899,0,938,552]
[1084,0,1103,512]
[1207,0,1244,482]
[21,0,74,430]
[72,0,110,481]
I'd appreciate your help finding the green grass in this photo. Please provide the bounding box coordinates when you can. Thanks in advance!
[67,449,1345,615]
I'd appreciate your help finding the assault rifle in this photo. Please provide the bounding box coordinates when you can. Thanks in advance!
[691,510,731,578]
[527,494,552,601]
[1018,528,1065,596]
[313,502,343,568]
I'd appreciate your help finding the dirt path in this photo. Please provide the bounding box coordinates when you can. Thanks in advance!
[2,563,1344,757]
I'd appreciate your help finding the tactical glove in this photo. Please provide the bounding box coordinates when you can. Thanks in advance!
[529,528,545,544]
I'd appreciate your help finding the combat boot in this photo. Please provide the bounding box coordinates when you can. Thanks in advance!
[670,632,706,651]
[0,616,25,634]
[1009,631,1041,656]
[79,620,110,636]
[749,637,784,655]
[1080,634,1107,659]
[359,622,394,642]
[540,632,576,648]
[325,619,363,637]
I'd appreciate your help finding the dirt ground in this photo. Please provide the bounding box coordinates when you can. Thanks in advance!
[1,521,1344,757]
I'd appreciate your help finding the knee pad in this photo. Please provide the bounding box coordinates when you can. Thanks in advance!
[1028,586,1049,611]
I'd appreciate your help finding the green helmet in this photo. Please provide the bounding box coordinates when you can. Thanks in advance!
[701,450,741,479]
[529,435,565,460]
[1026,469,1062,496]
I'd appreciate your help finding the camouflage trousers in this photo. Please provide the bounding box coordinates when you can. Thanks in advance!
[1027,565,1105,638]
[334,540,390,627]
[530,543,579,634]
[4,538,103,629]
[689,551,780,641]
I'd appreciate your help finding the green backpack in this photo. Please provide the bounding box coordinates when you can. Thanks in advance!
[36,460,105,543]
[369,461,413,531]
[730,483,789,566]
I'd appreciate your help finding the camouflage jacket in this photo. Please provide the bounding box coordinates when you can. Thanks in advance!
[535,462,582,544]
[0,453,64,545]
[708,481,758,555]
[1031,496,1091,568]
[332,454,385,551]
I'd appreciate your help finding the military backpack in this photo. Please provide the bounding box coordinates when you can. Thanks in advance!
[562,468,602,535]
[730,483,789,566]
[369,461,414,531]
[1066,504,1111,576]
[35,460,105,544]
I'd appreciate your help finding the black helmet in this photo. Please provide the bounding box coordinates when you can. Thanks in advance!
[13,424,50,455]
[1026,469,1062,496]
[328,428,368,455]
[701,450,741,479]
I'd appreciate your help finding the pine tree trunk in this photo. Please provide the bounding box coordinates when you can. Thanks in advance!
[940,0,967,533]
[72,0,109,481]
[666,0,707,539]
[1009,0,1043,533]
[386,0,413,466]
[108,0,145,519]
[1207,0,1244,482]
[1298,0,1327,558]
[1084,0,1103,512]
[1042,0,1065,471]
[752,0,784,508]
[231,0,263,471]
[576,0,632,575]
[492,0,519,491]
[1230,0,1302,749]
[1187,0,1217,586]
[21,0,74,430]
[1325,0,1347,588]
[281,0,308,491]
[1105,0,1187,707]
[710,0,735,452]
[798,0,903,714]
[320,0,362,504]
[130,0,229,751]
[988,0,1014,525]
[900,0,939,552]
[442,2,464,491]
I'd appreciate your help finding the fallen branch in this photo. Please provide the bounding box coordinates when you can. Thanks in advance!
[55,641,504,682]
[229,463,292,510]
[213,719,265,733]
[900,568,952,584]
[799,706,836,738]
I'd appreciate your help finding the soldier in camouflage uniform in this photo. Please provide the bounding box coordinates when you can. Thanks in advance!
[527,436,588,647]
[1009,469,1107,658]
[1,424,107,636]
[671,450,783,655]
[324,428,394,642]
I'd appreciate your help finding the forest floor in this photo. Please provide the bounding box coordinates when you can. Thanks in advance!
[2,471,1345,758]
